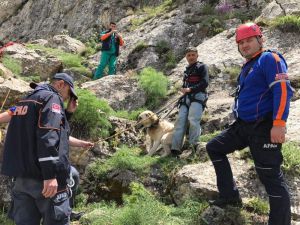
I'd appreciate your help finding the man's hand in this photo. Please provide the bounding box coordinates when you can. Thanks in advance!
[271,126,286,143]
[80,141,94,148]
[42,178,58,198]
[66,98,78,113]
[180,88,191,94]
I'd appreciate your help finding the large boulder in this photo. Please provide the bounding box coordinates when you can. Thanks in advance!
[3,43,62,80]
[0,77,31,108]
[171,155,300,219]
[81,75,147,111]
[47,35,86,54]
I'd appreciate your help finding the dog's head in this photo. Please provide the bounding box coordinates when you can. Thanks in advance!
[136,110,159,129]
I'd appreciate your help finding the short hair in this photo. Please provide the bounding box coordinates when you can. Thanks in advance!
[185,47,198,54]
[110,22,116,25]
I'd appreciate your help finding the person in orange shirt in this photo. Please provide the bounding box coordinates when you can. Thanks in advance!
[93,22,124,79]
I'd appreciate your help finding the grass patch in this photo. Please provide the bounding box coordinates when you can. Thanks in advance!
[26,44,89,73]
[111,108,146,121]
[79,182,208,225]
[87,146,158,180]
[244,197,269,215]
[155,40,177,71]
[200,130,221,142]
[1,55,22,75]
[133,41,148,52]
[130,0,177,30]
[0,212,14,225]
[69,89,112,139]
[138,67,168,108]
[282,142,300,176]
[270,15,300,33]
[21,74,41,83]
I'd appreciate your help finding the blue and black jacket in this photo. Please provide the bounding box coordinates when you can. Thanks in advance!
[233,50,293,126]
[1,84,71,188]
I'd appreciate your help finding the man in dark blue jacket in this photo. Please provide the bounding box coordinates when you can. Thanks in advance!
[2,73,80,225]
[206,23,293,225]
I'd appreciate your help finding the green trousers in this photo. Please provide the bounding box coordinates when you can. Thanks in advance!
[93,51,117,79]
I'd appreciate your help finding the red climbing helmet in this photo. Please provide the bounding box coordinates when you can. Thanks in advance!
[235,22,262,43]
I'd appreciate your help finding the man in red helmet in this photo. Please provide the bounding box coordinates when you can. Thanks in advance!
[206,22,293,225]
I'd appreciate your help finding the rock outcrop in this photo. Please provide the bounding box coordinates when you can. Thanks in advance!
[81,75,147,111]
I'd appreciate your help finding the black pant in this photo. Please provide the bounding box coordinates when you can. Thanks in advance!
[206,118,291,225]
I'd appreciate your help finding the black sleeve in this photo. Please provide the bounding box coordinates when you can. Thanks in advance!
[36,94,63,180]
[65,110,73,120]
[190,64,209,93]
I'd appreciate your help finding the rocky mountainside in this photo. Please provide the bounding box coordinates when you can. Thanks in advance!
[0,0,300,224]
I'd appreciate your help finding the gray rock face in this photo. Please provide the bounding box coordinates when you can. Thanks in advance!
[81,75,147,111]
[0,0,26,25]
[0,0,166,42]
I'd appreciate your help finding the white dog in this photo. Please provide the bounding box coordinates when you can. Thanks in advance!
[137,110,174,157]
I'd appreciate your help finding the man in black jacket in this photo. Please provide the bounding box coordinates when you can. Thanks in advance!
[171,47,209,156]
[2,73,80,225]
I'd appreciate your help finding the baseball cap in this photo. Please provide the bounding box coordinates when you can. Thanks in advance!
[30,73,78,99]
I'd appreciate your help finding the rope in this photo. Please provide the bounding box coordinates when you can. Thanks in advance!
[0,89,11,112]
[74,96,182,164]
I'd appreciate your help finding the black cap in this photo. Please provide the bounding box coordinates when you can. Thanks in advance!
[29,73,78,100]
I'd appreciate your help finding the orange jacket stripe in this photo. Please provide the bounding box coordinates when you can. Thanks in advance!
[275,81,287,121]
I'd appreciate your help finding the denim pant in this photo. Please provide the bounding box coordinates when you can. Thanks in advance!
[171,92,205,151]
[93,51,117,79]
[206,118,291,225]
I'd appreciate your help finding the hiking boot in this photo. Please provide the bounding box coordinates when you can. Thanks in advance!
[209,196,242,208]
[170,149,181,158]
[70,211,84,221]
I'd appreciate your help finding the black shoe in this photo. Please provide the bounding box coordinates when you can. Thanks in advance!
[209,196,242,208]
[70,211,84,221]
[170,149,181,157]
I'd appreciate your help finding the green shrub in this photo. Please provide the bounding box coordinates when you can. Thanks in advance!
[138,67,168,108]
[133,41,148,52]
[155,40,171,55]
[244,197,269,215]
[165,51,177,70]
[87,146,158,180]
[69,89,112,139]
[282,142,300,176]
[201,3,216,15]
[224,66,241,85]
[2,55,22,75]
[271,15,300,33]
